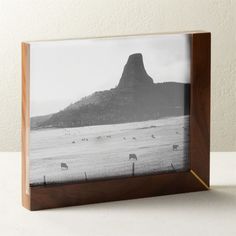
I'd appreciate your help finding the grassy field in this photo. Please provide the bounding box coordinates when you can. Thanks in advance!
[29,115,190,186]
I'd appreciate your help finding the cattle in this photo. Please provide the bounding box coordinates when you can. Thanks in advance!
[129,153,138,161]
[172,145,179,151]
[61,163,68,170]
[151,134,155,139]
[132,137,136,140]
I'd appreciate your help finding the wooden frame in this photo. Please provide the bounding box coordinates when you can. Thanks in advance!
[22,32,210,210]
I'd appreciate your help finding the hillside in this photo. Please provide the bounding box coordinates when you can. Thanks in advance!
[31,53,190,129]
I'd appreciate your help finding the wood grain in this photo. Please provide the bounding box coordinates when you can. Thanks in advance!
[22,43,30,209]
[30,172,204,210]
[190,33,211,186]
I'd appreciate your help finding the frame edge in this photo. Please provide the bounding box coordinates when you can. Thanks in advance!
[190,32,211,187]
[22,42,31,210]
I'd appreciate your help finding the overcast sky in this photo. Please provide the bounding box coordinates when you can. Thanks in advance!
[30,34,191,117]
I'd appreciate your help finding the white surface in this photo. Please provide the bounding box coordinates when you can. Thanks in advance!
[0,0,236,151]
[0,152,235,236]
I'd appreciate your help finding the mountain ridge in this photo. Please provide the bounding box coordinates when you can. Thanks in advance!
[31,53,190,129]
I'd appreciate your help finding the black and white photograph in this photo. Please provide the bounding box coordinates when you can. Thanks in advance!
[29,34,191,186]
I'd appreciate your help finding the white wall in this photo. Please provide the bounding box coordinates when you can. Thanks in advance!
[0,0,235,151]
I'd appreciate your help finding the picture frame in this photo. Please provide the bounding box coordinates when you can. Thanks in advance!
[22,31,210,210]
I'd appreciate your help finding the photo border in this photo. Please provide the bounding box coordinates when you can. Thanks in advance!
[22,32,210,210]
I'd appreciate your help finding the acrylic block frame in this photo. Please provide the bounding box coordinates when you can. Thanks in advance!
[22,31,210,210]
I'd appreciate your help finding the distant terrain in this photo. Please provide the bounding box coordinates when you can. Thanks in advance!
[31,53,190,129]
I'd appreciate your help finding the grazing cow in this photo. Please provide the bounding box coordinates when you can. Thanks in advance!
[72,141,75,144]
[61,163,68,170]
[132,137,136,140]
[172,145,179,151]
[151,134,155,138]
[106,135,111,138]
[129,153,138,161]
[96,136,102,140]
[123,137,126,140]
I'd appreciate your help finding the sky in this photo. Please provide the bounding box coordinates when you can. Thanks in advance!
[30,34,191,117]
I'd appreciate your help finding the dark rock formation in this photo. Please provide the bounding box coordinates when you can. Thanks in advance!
[31,53,190,129]
[117,53,154,89]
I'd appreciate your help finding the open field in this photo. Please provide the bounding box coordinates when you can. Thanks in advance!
[29,115,190,186]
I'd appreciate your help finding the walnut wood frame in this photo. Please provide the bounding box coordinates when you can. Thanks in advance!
[22,32,210,210]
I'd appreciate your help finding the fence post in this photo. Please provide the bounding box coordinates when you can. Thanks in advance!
[84,172,88,181]
[43,175,46,185]
[171,163,176,172]
[132,162,135,176]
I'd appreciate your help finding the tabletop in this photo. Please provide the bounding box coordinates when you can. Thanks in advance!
[0,152,235,236]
